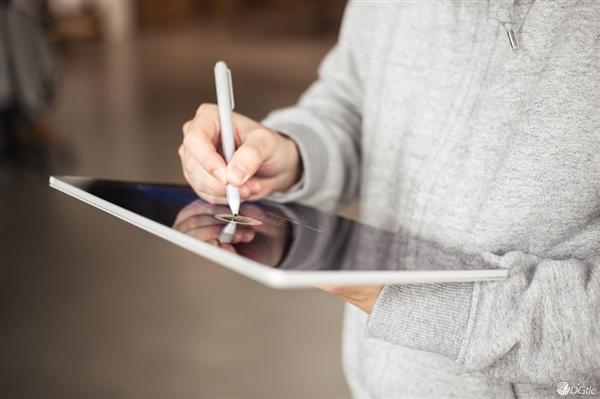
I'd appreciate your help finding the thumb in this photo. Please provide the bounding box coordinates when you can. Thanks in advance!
[226,129,272,186]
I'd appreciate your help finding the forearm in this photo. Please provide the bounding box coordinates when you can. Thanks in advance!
[366,250,600,386]
[262,92,361,211]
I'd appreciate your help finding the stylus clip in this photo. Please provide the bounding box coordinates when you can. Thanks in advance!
[227,68,235,110]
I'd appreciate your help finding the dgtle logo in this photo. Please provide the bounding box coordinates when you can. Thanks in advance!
[557,382,570,396]
[556,382,598,396]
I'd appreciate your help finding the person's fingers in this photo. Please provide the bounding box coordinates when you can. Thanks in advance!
[196,191,229,205]
[227,128,276,186]
[183,133,228,184]
[194,184,254,204]
[238,228,255,243]
[245,176,281,201]
[220,227,256,244]
[183,166,228,205]
[244,178,263,195]
[181,157,226,204]
[190,103,221,143]
[182,113,228,184]
[182,146,250,205]
[173,200,224,226]
[182,135,268,201]
[217,243,237,254]
[186,224,255,244]
[186,224,226,241]
[180,107,272,201]
[173,214,220,232]
[182,149,227,196]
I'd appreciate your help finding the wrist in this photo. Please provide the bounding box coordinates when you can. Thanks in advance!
[276,135,303,192]
[322,285,383,314]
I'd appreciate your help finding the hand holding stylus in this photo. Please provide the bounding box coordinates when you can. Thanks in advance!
[178,62,381,314]
[179,70,302,206]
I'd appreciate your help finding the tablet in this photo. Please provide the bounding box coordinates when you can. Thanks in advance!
[49,176,507,288]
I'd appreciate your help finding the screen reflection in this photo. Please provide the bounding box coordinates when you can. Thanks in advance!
[79,179,499,273]
[172,201,292,267]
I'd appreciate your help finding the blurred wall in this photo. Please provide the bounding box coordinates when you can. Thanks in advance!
[48,0,345,44]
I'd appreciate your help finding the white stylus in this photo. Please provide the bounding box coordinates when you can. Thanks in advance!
[214,61,240,215]
[218,220,237,244]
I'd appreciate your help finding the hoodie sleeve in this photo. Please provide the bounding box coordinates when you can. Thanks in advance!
[366,251,600,386]
[262,3,370,211]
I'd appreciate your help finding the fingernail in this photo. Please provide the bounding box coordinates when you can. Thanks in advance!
[212,168,227,184]
[240,186,250,198]
[229,163,247,183]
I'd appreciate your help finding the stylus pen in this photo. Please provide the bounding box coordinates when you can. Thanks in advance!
[214,61,240,215]
[218,220,237,244]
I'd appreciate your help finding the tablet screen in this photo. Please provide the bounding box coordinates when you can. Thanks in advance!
[57,177,496,274]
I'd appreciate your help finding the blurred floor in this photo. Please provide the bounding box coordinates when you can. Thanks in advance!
[0,26,350,398]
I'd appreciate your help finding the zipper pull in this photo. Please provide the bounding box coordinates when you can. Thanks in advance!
[504,22,518,50]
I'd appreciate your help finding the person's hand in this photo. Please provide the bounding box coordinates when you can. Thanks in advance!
[179,103,302,204]
[321,285,383,314]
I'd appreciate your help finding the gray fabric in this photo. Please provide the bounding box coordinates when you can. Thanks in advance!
[262,0,600,397]
[266,123,329,204]
[0,2,54,116]
[368,283,475,360]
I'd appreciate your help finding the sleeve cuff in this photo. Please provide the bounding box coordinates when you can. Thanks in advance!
[260,121,329,204]
[366,282,477,360]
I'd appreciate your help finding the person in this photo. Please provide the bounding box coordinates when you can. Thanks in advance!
[0,0,55,169]
[178,1,600,397]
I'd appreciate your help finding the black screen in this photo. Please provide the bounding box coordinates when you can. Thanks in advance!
[63,177,496,273]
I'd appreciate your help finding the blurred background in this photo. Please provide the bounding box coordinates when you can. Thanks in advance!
[0,0,350,397]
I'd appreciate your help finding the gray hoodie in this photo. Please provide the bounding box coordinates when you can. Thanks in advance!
[263,1,600,397]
